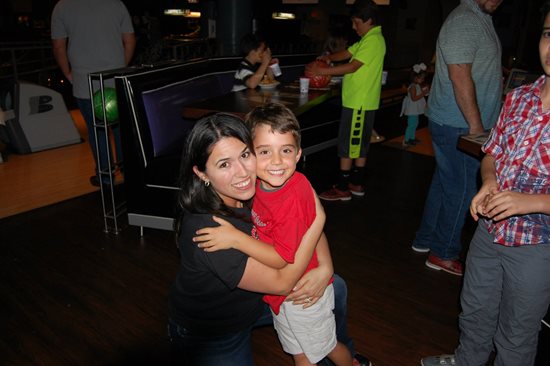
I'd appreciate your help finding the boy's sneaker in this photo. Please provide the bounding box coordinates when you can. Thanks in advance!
[421,354,457,366]
[411,243,430,253]
[348,183,365,196]
[425,254,463,276]
[353,353,373,366]
[319,186,352,201]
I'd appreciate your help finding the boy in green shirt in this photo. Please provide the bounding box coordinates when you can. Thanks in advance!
[307,0,386,201]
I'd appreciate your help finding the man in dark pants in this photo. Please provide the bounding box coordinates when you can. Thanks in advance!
[411,0,504,276]
[51,0,135,186]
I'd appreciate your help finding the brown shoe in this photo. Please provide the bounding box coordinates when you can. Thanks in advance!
[319,186,352,201]
[425,254,463,276]
[348,183,365,196]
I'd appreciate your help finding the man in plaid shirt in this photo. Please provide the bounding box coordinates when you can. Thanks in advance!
[421,2,550,365]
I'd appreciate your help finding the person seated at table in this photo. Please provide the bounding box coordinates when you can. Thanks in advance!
[232,33,276,92]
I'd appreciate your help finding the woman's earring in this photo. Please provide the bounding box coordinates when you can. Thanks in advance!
[204,180,210,187]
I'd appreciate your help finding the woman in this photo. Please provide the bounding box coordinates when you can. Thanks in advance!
[168,113,357,365]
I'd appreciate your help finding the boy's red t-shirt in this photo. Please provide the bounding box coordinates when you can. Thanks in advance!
[251,172,331,314]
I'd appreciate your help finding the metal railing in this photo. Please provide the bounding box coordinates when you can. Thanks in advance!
[0,41,58,84]
[1,37,323,84]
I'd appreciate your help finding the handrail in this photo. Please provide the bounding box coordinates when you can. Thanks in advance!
[0,41,57,82]
[0,38,322,84]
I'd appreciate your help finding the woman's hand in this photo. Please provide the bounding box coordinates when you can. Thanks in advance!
[193,216,245,252]
[286,265,332,308]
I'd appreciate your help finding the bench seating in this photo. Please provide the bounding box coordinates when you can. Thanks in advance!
[115,54,340,232]
[115,56,409,232]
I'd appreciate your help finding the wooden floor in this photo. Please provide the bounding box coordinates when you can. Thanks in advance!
[1,107,548,366]
[0,110,97,219]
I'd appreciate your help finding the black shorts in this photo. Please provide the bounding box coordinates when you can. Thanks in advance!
[338,107,376,158]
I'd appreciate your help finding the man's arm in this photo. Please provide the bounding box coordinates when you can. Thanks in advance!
[51,38,72,82]
[122,32,136,66]
[448,63,484,134]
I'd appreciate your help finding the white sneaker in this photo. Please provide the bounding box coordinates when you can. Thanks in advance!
[411,244,430,253]
[421,354,457,366]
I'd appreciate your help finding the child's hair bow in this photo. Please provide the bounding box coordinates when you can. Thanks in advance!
[413,63,427,73]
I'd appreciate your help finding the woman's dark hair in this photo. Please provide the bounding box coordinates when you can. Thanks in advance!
[174,113,254,234]
[350,0,379,25]
[542,1,550,25]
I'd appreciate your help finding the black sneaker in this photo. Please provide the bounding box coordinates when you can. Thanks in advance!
[354,353,373,366]
[89,175,100,187]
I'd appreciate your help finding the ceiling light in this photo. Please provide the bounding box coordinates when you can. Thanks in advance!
[164,9,201,17]
[272,12,296,20]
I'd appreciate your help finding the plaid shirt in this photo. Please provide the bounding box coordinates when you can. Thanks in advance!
[482,75,550,246]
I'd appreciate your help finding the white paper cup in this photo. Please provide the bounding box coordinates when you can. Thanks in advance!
[269,62,282,77]
[381,70,388,85]
[299,77,310,93]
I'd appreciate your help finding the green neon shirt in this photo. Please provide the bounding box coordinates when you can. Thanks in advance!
[342,26,386,110]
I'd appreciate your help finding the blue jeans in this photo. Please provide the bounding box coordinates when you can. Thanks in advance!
[76,98,122,176]
[456,221,550,366]
[412,120,480,259]
[168,274,356,365]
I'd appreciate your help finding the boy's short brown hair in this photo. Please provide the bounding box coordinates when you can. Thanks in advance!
[245,103,301,147]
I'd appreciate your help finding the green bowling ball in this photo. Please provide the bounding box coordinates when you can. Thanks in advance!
[93,87,118,123]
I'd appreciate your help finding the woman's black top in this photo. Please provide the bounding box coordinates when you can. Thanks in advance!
[168,207,264,335]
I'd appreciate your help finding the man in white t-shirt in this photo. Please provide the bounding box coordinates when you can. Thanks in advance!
[51,0,135,186]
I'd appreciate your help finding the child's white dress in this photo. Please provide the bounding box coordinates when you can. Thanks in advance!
[400,84,426,116]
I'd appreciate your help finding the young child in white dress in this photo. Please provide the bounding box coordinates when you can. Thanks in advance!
[400,63,430,147]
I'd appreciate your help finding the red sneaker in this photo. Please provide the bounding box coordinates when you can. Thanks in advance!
[319,186,352,201]
[348,183,365,196]
[425,254,463,276]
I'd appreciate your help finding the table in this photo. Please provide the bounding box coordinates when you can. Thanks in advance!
[182,81,341,120]
[457,132,490,158]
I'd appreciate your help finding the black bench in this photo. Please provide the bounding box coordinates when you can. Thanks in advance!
[115,54,340,232]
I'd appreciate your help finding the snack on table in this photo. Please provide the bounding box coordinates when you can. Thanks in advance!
[262,75,275,84]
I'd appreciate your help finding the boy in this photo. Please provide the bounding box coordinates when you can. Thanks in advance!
[421,3,550,365]
[307,0,386,201]
[232,33,276,92]
[196,103,355,366]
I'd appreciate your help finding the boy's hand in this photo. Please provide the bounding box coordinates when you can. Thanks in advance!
[193,216,244,252]
[306,62,324,76]
[470,183,498,221]
[261,47,272,65]
[316,55,331,64]
[483,191,540,222]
